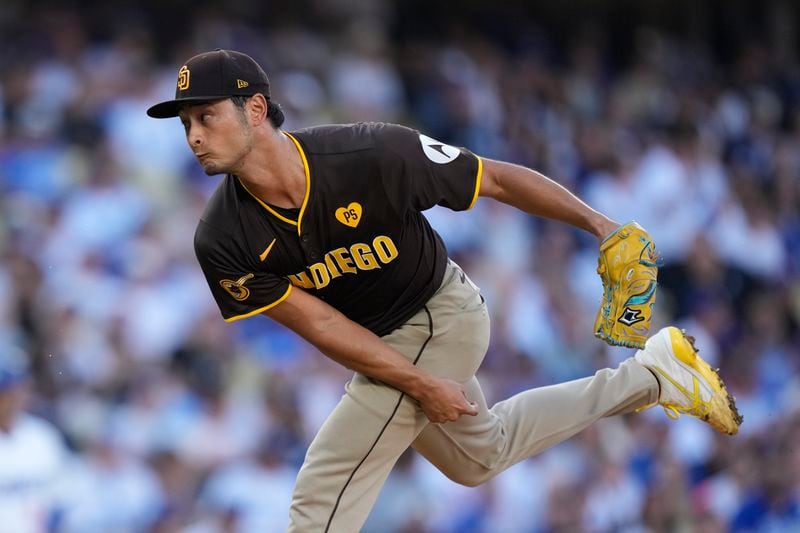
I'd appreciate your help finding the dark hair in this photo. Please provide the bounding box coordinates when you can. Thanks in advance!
[230,94,285,128]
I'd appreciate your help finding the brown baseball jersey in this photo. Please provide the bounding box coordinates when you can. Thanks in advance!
[194,122,482,336]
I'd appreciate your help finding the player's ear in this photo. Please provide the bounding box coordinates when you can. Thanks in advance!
[247,94,269,126]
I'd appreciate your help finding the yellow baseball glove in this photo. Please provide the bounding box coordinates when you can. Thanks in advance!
[593,221,660,349]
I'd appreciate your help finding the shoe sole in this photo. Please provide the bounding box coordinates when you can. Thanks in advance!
[667,327,743,435]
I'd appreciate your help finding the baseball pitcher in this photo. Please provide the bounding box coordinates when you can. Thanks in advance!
[147,49,741,532]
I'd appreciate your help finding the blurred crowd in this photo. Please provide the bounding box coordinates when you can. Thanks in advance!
[1,1,799,531]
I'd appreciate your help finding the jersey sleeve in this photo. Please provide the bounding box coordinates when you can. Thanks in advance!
[373,123,483,214]
[194,221,292,322]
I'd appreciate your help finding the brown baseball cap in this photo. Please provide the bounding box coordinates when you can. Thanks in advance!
[147,49,272,119]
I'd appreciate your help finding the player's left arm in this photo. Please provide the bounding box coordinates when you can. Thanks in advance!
[479,157,663,348]
[478,158,619,240]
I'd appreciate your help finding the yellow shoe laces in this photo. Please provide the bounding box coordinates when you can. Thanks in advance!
[654,367,712,421]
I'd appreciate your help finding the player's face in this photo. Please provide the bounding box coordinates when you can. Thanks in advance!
[179,99,254,176]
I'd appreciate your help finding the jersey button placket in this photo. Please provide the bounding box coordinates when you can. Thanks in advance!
[300,233,318,260]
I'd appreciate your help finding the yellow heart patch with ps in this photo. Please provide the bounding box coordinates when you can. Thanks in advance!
[335,202,362,228]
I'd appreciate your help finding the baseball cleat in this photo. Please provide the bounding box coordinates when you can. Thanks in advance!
[635,326,742,435]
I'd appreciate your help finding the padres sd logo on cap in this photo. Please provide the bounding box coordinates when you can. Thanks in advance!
[220,273,254,301]
[177,65,190,91]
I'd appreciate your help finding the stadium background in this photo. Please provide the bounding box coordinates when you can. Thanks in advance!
[0,0,798,530]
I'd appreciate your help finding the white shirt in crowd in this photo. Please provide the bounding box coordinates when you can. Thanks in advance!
[0,414,69,533]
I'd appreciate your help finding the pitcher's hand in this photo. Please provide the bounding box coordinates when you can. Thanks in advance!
[416,377,478,423]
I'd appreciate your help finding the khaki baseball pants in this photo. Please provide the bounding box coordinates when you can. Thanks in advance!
[288,261,659,532]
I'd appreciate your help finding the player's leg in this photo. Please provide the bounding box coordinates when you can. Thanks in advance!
[288,371,428,532]
[409,261,659,486]
[413,321,746,485]
[288,299,441,532]
[288,262,490,531]
[412,361,658,486]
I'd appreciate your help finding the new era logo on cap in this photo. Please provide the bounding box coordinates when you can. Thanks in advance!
[146,49,271,118]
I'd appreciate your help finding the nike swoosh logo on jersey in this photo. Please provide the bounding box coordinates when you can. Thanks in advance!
[259,238,277,262]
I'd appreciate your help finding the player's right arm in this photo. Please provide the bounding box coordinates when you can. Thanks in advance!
[263,288,478,424]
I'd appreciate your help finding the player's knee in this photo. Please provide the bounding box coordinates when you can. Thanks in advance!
[457,475,485,488]
[442,466,493,487]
